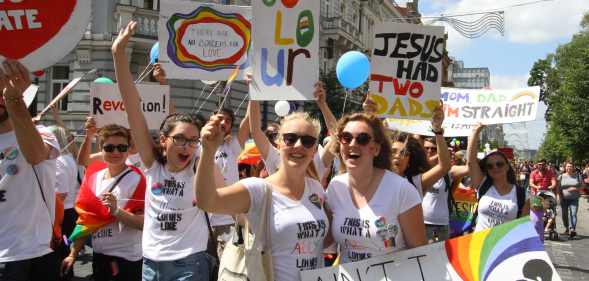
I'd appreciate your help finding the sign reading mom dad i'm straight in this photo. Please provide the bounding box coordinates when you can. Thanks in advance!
[250,0,319,100]
[369,22,445,120]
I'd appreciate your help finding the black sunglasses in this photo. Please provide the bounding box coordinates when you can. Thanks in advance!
[486,161,506,170]
[103,144,129,153]
[282,133,317,149]
[169,135,200,147]
[338,132,372,146]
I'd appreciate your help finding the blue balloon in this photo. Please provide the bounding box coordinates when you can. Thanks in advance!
[336,51,370,89]
[150,42,159,64]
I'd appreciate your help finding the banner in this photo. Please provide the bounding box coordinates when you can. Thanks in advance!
[250,0,319,100]
[90,84,170,130]
[369,23,444,120]
[0,0,92,71]
[302,217,561,281]
[385,119,475,137]
[441,87,540,125]
[158,1,251,81]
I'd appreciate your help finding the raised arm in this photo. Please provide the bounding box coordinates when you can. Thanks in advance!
[314,82,337,134]
[248,100,271,159]
[196,115,251,214]
[77,117,103,166]
[111,20,155,168]
[236,101,250,149]
[421,102,452,191]
[467,124,485,189]
[1,61,50,165]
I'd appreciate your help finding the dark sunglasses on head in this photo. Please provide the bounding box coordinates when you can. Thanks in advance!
[338,132,372,146]
[424,146,437,152]
[486,161,506,170]
[265,132,278,141]
[103,144,129,153]
[281,133,317,149]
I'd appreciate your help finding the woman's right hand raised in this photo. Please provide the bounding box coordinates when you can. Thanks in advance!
[112,20,137,55]
[84,116,97,137]
[201,114,226,152]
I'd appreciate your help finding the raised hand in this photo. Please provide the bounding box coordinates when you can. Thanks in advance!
[112,20,137,55]
[431,100,444,130]
[0,60,31,102]
[314,81,326,104]
[84,116,98,137]
[362,94,377,114]
[201,114,226,151]
[152,63,167,85]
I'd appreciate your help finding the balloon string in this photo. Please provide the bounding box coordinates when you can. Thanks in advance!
[342,89,350,114]
[195,82,222,114]
[135,63,154,84]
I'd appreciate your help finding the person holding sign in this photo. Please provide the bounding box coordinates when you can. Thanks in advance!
[0,61,61,281]
[467,124,530,232]
[327,113,426,263]
[196,112,329,281]
[112,21,219,281]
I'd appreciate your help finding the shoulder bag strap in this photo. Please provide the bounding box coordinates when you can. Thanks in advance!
[251,182,273,251]
[106,168,133,194]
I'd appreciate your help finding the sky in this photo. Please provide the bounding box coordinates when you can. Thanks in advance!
[395,0,588,149]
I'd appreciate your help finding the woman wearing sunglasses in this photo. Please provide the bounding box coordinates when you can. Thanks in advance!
[113,21,216,281]
[196,112,329,281]
[467,124,530,232]
[62,124,145,281]
[327,113,426,263]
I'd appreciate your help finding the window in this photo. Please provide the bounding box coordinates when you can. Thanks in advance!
[51,66,70,111]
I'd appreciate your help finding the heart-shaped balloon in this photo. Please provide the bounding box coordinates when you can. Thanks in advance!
[0,0,92,71]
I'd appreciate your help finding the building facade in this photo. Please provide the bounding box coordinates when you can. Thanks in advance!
[451,60,491,89]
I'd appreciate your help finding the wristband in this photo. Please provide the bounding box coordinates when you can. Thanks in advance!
[432,128,444,135]
[4,96,23,104]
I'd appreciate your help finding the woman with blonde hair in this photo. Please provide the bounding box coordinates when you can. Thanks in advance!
[196,112,329,281]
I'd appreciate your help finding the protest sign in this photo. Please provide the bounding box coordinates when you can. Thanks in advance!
[0,0,91,71]
[90,84,169,130]
[385,118,474,137]
[441,87,540,125]
[159,1,251,81]
[250,0,319,100]
[369,23,444,120]
[302,217,561,281]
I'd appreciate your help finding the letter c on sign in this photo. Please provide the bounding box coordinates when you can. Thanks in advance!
[282,0,299,8]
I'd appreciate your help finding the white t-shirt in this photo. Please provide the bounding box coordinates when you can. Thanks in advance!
[126,153,143,169]
[327,170,422,263]
[91,168,143,261]
[264,145,326,180]
[142,160,208,261]
[210,137,241,227]
[421,174,450,226]
[0,127,60,262]
[242,177,328,281]
[55,154,79,210]
[474,185,520,232]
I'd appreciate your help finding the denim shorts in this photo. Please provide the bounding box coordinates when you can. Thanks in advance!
[142,251,215,281]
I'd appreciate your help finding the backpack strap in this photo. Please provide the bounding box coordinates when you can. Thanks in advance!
[516,185,526,217]
[466,177,493,232]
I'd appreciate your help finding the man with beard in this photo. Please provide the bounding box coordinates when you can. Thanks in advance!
[0,61,61,281]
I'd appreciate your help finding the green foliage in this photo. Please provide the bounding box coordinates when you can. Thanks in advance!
[532,12,589,163]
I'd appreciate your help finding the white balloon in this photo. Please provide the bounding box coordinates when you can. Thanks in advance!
[202,80,217,85]
[274,101,290,117]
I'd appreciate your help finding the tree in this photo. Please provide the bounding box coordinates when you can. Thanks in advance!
[532,12,589,162]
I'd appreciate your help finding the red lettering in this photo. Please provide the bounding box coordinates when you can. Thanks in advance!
[370,74,393,93]
[100,100,126,111]
[409,82,423,98]
[103,100,111,111]
[393,79,410,96]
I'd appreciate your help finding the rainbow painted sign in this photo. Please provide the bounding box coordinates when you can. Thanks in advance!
[302,217,561,281]
[250,0,319,100]
[158,1,251,80]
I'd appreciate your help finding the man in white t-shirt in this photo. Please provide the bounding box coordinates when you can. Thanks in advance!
[210,107,249,256]
[0,61,61,280]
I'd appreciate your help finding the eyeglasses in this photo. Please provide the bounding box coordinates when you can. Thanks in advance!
[281,133,317,149]
[424,146,437,152]
[486,161,506,170]
[338,132,372,146]
[169,135,200,147]
[103,144,129,153]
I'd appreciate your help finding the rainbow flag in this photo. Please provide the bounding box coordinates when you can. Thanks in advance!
[446,217,545,281]
[69,162,146,242]
[449,183,478,238]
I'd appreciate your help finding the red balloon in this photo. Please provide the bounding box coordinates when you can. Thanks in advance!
[33,70,45,77]
[281,0,299,8]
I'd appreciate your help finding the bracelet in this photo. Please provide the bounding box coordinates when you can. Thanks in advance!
[432,128,444,135]
[3,96,23,104]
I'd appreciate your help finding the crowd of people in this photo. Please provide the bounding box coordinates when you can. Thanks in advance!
[0,20,583,281]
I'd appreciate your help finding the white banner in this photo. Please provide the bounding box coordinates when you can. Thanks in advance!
[369,23,444,120]
[302,218,560,281]
[158,1,251,81]
[386,119,475,137]
[440,87,540,125]
[90,84,170,130]
[250,0,320,100]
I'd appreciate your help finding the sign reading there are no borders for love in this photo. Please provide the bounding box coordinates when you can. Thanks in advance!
[0,0,91,71]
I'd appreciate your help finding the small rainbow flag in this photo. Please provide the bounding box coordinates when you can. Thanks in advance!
[68,162,146,242]
[446,217,545,281]
[449,184,478,238]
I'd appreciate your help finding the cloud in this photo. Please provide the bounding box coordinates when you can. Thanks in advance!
[425,0,588,47]
[490,73,529,89]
